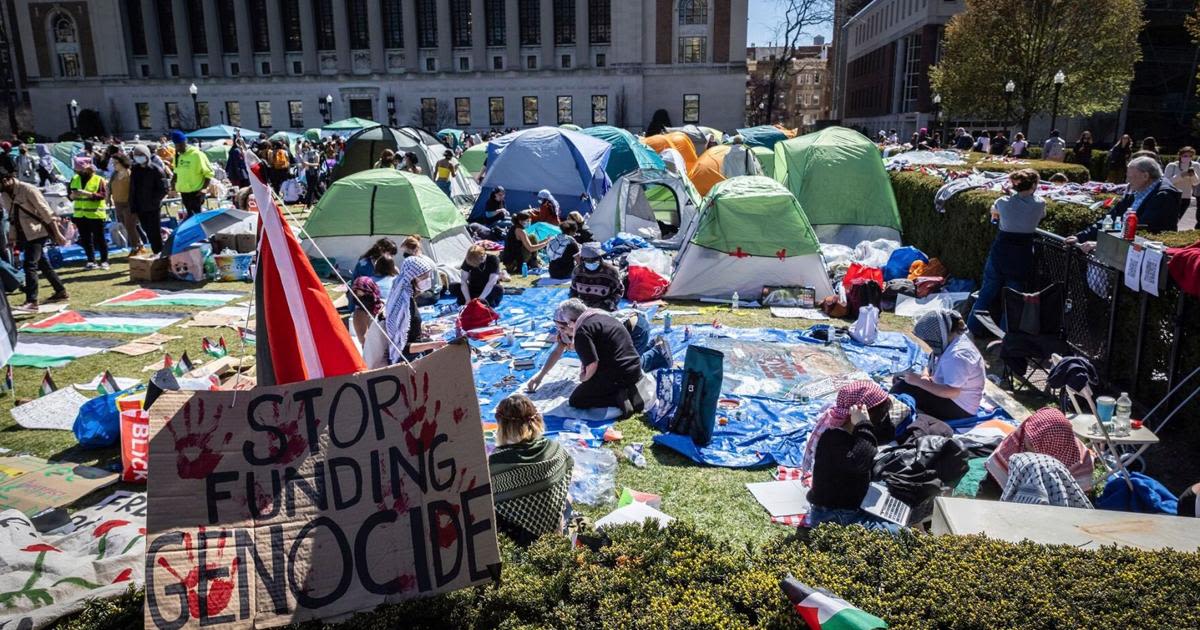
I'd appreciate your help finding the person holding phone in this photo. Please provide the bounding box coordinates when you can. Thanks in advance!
[1165,146,1200,220]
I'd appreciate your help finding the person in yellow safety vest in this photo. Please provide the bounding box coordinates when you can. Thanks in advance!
[69,156,110,270]
[170,130,213,219]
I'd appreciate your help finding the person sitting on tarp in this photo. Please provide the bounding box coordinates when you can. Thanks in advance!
[457,244,503,307]
[488,394,574,546]
[500,210,549,274]
[891,310,985,421]
[804,381,901,534]
[527,298,645,416]
[570,244,623,312]
[546,221,582,280]
[567,211,594,243]
[383,255,448,365]
[977,407,1094,500]
[534,189,562,225]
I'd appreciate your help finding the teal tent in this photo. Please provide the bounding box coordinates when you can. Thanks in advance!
[583,125,665,181]
[186,124,260,140]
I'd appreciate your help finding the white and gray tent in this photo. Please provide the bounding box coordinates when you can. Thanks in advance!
[588,169,701,249]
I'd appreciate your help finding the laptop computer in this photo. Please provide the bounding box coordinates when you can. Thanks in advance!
[860,482,912,526]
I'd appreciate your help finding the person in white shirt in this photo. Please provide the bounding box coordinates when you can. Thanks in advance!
[1042,130,1067,162]
[891,310,985,420]
[1010,132,1029,158]
[973,131,991,154]
[1164,146,1200,220]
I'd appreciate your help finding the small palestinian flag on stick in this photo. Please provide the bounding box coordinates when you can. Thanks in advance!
[238,327,256,346]
[173,351,195,376]
[163,352,173,371]
[781,575,887,630]
[96,370,121,395]
[202,336,228,358]
[2,364,12,395]
[39,369,57,397]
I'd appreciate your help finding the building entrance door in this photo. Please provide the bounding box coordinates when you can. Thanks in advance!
[349,98,374,120]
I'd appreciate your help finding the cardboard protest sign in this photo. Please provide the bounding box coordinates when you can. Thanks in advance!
[144,342,500,629]
[0,456,119,516]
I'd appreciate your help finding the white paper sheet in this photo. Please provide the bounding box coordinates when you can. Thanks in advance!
[746,480,812,517]
[1124,245,1145,292]
[1140,246,1163,297]
[10,388,89,431]
[595,501,674,529]
[770,307,830,320]
[520,357,656,422]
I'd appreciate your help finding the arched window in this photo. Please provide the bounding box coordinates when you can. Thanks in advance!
[49,12,81,77]
[53,15,77,43]
[679,0,707,25]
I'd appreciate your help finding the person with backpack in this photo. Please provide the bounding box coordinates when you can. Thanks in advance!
[1,169,69,312]
[269,140,292,193]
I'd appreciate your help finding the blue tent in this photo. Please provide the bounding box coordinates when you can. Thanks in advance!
[471,127,612,222]
[582,126,665,181]
[736,125,789,150]
[186,124,261,140]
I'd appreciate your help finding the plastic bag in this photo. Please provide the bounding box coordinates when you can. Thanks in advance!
[626,248,672,277]
[627,265,671,302]
[852,239,901,268]
[73,391,126,448]
[561,440,617,506]
[850,304,879,345]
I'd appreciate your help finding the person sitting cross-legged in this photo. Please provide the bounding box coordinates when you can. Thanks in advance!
[488,394,574,546]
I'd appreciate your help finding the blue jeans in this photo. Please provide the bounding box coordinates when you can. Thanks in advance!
[436,180,452,197]
[968,232,1033,337]
[622,310,670,372]
[807,505,902,534]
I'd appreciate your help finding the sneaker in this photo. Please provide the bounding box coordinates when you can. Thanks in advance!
[643,336,673,372]
[46,291,69,303]
[13,301,38,313]
[99,262,110,270]
[84,262,97,270]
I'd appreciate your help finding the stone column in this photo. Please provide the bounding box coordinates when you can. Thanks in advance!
[574,0,588,68]
[298,0,318,73]
[171,0,194,77]
[232,0,254,75]
[505,0,519,70]
[472,0,486,70]
[368,0,386,72]
[201,0,223,77]
[437,0,453,71]
[402,0,419,71]
[332,0,352,73]
[540,0,554,69]
[266,0,286,74]
[140,0,164,77]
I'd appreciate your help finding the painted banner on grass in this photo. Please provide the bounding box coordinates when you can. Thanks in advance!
[22,311,184,335]
[9,335,123,368]
[143,342,499,629]
[99,289,245,308]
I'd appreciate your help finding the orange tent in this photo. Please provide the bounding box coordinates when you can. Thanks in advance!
[642,132,699,173]
[688,145,731,196]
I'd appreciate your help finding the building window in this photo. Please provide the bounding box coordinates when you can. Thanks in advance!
[814,72,820,84]
[900,33,922,113]
[589,0,611,44]
[141,65,150,77]
[679,0,707,24]
[199,62,210,76]
[261,61,271,74]
[197,102,211,127]
[136,103,152,129]
[315,0,336,50]
[156,0,176,54]
[170,63,180,76]
[257,101,273,128]
[456,98,471,125]
[425,57,436,71]
[230,61,240,76]
[489,97,505,126]
[219,0,238,52]
[451,0,472,48]
[493,55,504,70]
[50,13,81,78]
[165,102,181,129]
[678,36,706,63]
[553,0,575,45]
[348,0,370,47]
[282,0,303,50]
[526,55,537,69]
[383,0,404,47]
[250,0,270,52]
[485,0,505,46]
[129,1,148,55]
[293,60,303,74]
[421,98,438,128]
[561,54,571,69]
[557,96,573,124]
[595,53,606,67]
[459,57,470,71]
[288,100,304,127]
[519,0,539,46]
[591,95,608,124]
[226,101,241,126]
[417,0,438,47]
[187,1,208,53]
[683,94,699,123]
[522,96,538,125]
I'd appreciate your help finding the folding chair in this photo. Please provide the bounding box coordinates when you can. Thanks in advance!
[973,283,1073,392]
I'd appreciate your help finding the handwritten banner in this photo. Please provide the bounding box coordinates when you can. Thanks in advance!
[143,342,499,629]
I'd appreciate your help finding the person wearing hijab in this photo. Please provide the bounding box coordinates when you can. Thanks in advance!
[534,189,561,225]
[383,255,447,364]
[805,381,901,533]
[892,309,986,420]
[983,407,1094,496]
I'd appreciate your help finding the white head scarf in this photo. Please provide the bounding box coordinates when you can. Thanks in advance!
[384,255,436,363]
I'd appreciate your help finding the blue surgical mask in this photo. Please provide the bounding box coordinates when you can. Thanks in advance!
[584,261,600,271]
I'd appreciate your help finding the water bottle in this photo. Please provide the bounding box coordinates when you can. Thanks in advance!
[1114,392,1132,437]
[1114,215,1123,235]
[731,291,740,311]
[521,262,528,278]
[1101,215,1114,232]
[622,444,647,468]
[663,311,673,333]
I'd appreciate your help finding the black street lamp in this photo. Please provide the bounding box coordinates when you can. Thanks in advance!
[188,82,199,129]
[67,98,78,135]
[322,94,334,124]
[1004,80,1015,134]
[1049,70,1065,138]
[387,95,396,126]
[932,93,943,143]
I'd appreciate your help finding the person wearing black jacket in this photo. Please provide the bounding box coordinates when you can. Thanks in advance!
[1071,156,1180,249]
[1106,134,1133,183]
[128,145,167,255]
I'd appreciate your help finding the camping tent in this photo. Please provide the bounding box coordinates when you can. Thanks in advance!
[322,117,377,135]
[559,123,582,132]
[589,169,701,249]
[331,125,479,204]
[667,125,719,155]
[642,132,699,174]
[666,176,835,301]
[751,146,775,178]
[737,125,791,150]
[459,142,489,176]
[437,128,465,150]
[583,125,665,181]
[186,125,260,140]
[773,126,902,246]
[471,126,611,221]
[301,169,472,274]
[201,143,231,165]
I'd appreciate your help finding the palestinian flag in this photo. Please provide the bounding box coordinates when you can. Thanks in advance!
[96,370,121,395]
[0,296,15,369]
[40,369,57,396]
[10,335,123,368]
[22,311,184,335]
[98,289,245,308]
[2,364,12,393]
[202,336,228,358]
[173,351,195,376]
[781,576,887,630]
[238,327,256,346]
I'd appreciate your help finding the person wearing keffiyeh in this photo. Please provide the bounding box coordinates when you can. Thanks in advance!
[985,407,1095,492]
[800,381,891,480]
[892,309,986,421]
[487,394,574,546]
[382,255,445,365]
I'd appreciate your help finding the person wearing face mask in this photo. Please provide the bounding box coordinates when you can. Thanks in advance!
[1,169,69,312]
[383,255,448,364]
[68,156,110,270]
[570,244,623,312]
[128,145,168,255]
[458,245,504,307]
[500,210,550,274]
[534,189,561,225]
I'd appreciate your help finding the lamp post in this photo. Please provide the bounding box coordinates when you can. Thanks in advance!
[932,93,942,144]
[67,99,78,135]
[387,95,396,126]
[1004,80,1015,135]
[323,94,334,124]
[1049,70,1065,138]
[188,82,199,129]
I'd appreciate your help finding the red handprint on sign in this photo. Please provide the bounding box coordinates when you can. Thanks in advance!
[398,373,466,457]
[156,527,239,621]
[263,400,310,466]
[375,460,411,514]
[167,400,232,479]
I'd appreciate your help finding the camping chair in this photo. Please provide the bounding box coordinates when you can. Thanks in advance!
[973,283,1072,392]
[1048,356,1136,493]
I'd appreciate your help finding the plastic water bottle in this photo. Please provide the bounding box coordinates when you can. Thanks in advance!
[1114,392,1132,437]
[663,311,673,333]
[1114,215,1123,235]
[622,444,647,468]
[521,262,528,278]
[1101,215,1114,232]
[731,291,740,311]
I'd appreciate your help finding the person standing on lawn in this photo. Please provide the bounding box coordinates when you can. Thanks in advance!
[171,130,213,219]
[1,170,69,312]
[68,156,109,270]
[108,153,143,254]
[129,145,168,255]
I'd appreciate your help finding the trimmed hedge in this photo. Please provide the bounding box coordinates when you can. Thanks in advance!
[63,524,1200,630]
[961,152,1092,183]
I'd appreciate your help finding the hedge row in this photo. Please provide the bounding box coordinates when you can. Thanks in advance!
[961,153,1092,183]
[64,524,1200,630]
[1019,147,1181,182]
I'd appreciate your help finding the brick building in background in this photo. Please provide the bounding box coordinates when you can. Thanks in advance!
[745,37,831,130]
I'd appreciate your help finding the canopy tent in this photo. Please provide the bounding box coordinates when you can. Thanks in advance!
[589,169,701,249]
[330,125,479,204]
[437,128,465,151]
[322,117,378,135]
[166,208,255,254]
[582,125,665,182]
[736,125,790,150]
[459,142,489,176]
[751,146,776,178]
[471,126,611,221]
[642,132,699,174]
[186,124,260,140]
[773,126,902,246]
[37,145,74,180]
[301,169,472,274]
[666,176,835,302]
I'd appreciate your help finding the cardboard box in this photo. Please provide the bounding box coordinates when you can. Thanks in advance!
[235,232,257,253]
[128,254,169,282]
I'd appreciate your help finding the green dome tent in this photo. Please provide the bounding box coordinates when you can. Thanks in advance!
[750,146,775,178]
[459,142,489,176]
[322,117,378,135]
[666,176,835,301]
[301,169,472,274]
[331,125,479,203]
[773,126,901,246]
